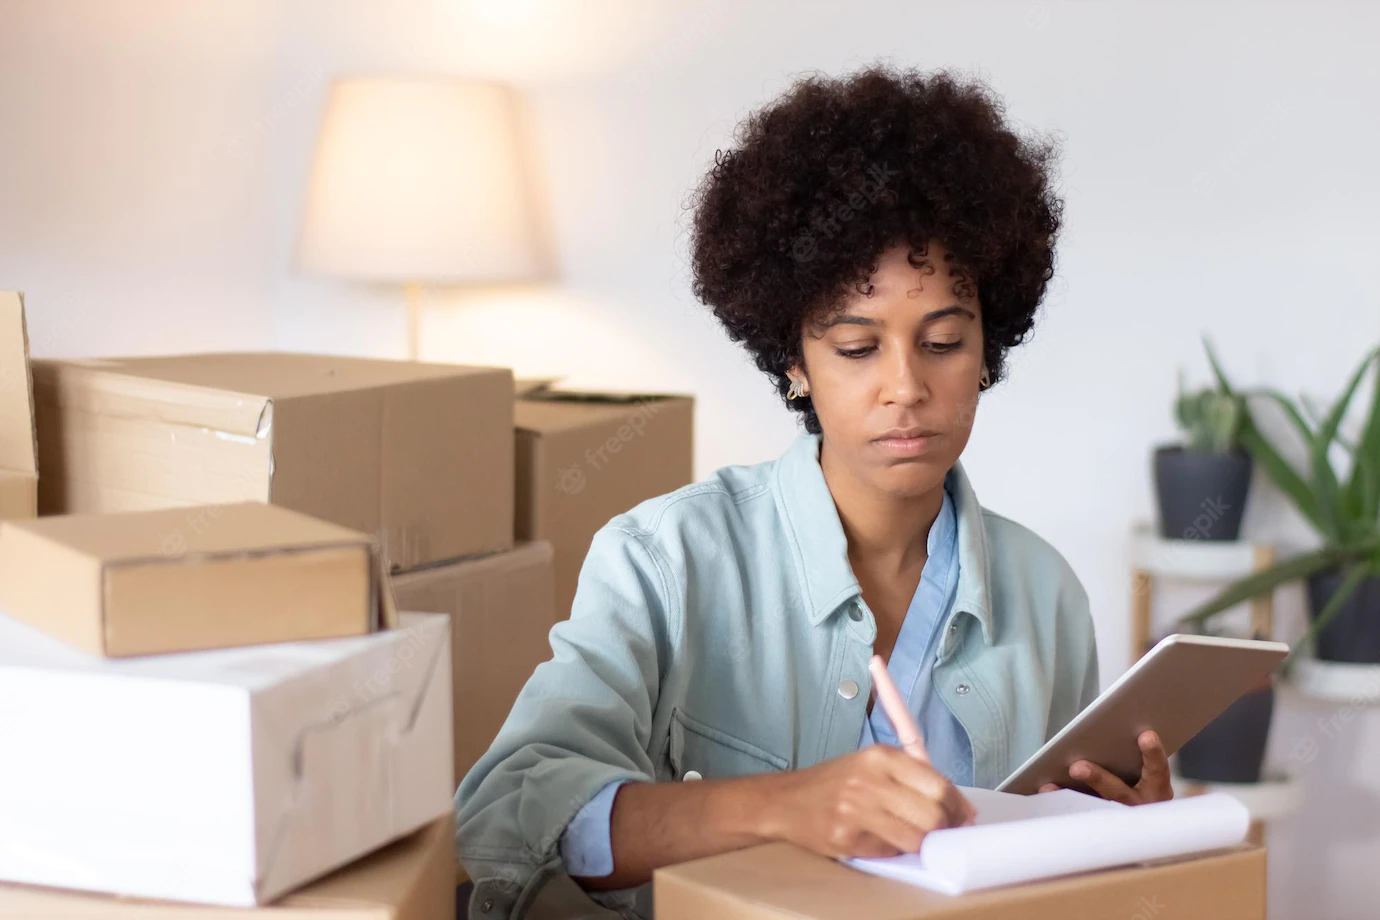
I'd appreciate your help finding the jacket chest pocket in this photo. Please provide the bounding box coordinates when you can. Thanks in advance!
[665,706,790,782]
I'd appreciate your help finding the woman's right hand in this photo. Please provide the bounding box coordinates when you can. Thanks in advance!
[756,745,976,860]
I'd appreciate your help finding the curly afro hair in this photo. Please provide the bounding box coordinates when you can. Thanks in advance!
[688,64,1064,435]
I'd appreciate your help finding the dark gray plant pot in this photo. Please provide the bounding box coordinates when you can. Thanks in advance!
[1176,683,1274,784]
[1152,445,1251,541]
[1307,569,1380,663]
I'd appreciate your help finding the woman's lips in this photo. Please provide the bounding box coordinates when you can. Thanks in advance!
[873,432,941,457]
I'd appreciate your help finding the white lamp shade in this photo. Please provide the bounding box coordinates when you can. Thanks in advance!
[297,76,542,283]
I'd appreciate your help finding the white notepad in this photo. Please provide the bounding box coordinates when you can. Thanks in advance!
[847,787,1250,895]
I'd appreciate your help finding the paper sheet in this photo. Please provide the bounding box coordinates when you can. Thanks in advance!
[848,787,1250,895]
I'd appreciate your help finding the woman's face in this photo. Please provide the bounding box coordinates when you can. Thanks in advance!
[793,239,985,498]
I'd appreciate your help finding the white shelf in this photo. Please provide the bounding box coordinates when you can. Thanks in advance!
[1171,770,1304,823]
[1131,521,1267,581]
[1287,656,1380,704]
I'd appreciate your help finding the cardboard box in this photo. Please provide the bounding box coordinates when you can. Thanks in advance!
[0,612,453,907]
[33,352,514,571]
[655,841,1266,920]
[0,292,37,520]
[0,502,393,657]
[391,541,556,786]
[0,815,457,919]
[515,382,693,619]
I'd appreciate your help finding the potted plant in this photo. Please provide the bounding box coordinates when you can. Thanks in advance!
[1173,625,1276,784]
[1178,340,1380,665]
[1153,369,1251,541]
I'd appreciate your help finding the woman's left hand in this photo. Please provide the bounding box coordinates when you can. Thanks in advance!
[1037,730,1174,805]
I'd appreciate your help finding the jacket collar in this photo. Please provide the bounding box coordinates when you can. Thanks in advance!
[772,430,994,644]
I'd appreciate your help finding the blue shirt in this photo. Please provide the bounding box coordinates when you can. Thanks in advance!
[559,471,972,877]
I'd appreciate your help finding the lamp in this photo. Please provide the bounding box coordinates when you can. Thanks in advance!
[297,76,543,359]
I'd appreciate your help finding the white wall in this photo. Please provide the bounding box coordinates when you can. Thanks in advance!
[2,2,1378,916]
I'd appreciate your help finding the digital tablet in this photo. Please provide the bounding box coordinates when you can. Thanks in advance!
[997,633,1289,796]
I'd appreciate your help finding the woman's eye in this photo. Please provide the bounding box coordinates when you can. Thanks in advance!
[926,340,963,353]
[835,346,876,359]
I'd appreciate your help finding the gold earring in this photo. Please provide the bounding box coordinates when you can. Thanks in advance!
[787,377,809,400]
[979,366,991,389]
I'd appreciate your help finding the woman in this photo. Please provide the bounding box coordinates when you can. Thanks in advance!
[455,64,1172,920]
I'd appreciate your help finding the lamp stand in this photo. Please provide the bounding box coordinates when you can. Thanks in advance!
[404,282,424,361]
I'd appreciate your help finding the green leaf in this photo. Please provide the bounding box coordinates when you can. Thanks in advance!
[1203,338,1331,536]
[1176,546,1353,628]
[1246,387,1318,447]
[1237,412,1329,537]
[1203,337,1238,397]
[1309,347,1378,542]
[1344,346,1380,525]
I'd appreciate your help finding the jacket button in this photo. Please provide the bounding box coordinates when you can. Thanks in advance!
[848,606,863,622]
[838,679,859,700]
[480,899,494,912]
[683,770,703,781]
[956,683,971,695]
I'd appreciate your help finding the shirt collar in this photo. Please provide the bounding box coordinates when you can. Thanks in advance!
[771,430,995,643]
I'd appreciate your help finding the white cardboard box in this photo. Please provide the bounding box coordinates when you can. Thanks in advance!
[0,611,453,907]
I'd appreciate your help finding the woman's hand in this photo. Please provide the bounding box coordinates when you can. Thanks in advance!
[759,745,976,859]
[1038,730,1175,804]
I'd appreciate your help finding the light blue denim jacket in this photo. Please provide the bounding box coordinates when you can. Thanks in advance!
[454,431,1099,920]
[560,471,971,877]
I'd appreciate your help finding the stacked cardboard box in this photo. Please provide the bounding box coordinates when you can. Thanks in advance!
[514,380,694,620]
[0,815,457,920]
[0,294,458,912]
[0,505,454,907]
[392,540,557,786]
[32,351,515,572]
[1,291,703,912]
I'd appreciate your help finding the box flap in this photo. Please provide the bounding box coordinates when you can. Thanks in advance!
[6,501,370,564]
[32,359,273,438]
[520,385,691,405]
[0,292,38,475]
[514,376,564,397]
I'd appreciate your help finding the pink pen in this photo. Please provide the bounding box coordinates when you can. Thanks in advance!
[868,654,931,762]
[868,654,976,826]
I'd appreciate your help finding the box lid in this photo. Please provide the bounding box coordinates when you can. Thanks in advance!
[516,388,692,434]
[0,293,37,476]
[32,353,511,440]
[62,352,504,399]
[5,501,371,563]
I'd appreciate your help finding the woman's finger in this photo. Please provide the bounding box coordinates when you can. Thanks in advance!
[1069,760,1137,804]
[1037,782,1061,794]
[1136,730,1174,801]
[864,784,947,851]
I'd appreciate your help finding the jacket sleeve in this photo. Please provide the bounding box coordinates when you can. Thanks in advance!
[454,523,679,919]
